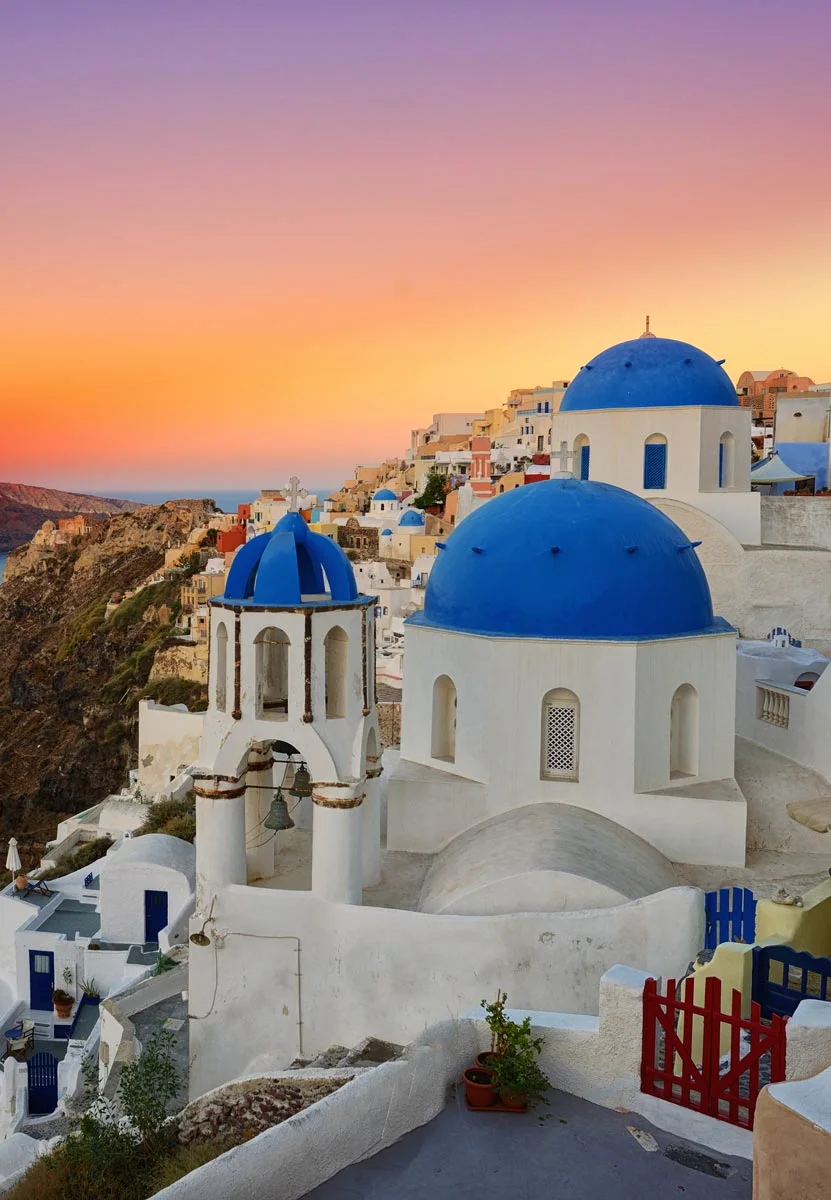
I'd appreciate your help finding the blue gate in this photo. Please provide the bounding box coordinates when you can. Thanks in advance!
[27,1052,58,1116]
[704,887,756,950]
[752,944,831,1019]
[144,890,169,943]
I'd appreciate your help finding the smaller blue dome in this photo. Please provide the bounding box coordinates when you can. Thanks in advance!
[223,511,360,607]
[381,528,393,536]
[373,488,397,501]
[561,336,738,413]
[399,508,426,527]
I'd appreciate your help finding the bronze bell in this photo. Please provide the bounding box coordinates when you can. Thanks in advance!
[289,763,312,799]
[264,790,295,831]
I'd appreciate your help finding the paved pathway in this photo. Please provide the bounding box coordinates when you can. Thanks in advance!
[309,1088,753,1199]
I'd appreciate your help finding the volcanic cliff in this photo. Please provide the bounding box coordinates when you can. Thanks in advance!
[0,481,140,551]
[0,500,215,854]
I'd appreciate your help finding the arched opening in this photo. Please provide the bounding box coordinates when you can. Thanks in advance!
[794,672,820,691]
[324,625,349,718]
[719,432,735,488]
[431,675,457,762]
[254,627,290,717]
[214,622,228,712]
[540,688,580,780]
[670,684,699,778]
[643,434,668,490]
[573,435,590,481]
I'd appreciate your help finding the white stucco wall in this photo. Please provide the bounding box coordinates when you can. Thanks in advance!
[187,882,703,1098]
[138,701,204,795]
[761,496,831,550]
[98,837,195,946]
[390,624,744,865]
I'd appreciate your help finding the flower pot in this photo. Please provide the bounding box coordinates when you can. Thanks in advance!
[475,1052,498,1070]
[53,1001,72,1021]
[83,995,100,1007]
[500,1087,528,1112]
[14,875,27,892]
[463,1067,495,1108]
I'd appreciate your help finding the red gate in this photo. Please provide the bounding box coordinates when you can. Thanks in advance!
[641,974,787,1130]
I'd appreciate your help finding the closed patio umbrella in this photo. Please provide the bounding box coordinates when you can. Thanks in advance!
[5,838,21,876]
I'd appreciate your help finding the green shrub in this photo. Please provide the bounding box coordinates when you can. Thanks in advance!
[110,586,160,629]
[41,836,113,881]
[55,598,108,662]
[138,676,208,711]
[136,797,195,843]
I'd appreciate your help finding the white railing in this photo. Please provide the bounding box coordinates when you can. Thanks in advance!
[756,680,801,728]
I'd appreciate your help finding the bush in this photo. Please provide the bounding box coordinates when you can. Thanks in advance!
[55,599,108,663]
[139,676,208,712]
[110,586,160,629]
[41,836,113,881]
[412,469,446,510]
[137,796,195,843]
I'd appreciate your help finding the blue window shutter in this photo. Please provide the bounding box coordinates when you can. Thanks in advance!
[719,442,724,487]
[580,444,590,480]
[643,443,667,489]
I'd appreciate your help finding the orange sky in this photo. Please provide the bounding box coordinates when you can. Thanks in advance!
[3,2,831,491]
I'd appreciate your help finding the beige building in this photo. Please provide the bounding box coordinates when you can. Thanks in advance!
[181,569,227,612]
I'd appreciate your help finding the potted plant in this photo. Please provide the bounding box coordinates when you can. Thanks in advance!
[476,990,510,1069]
[462,1064,496,1108]
[490,1016,550,1112]
[81,978,100,1005]
[52,988,74,1020]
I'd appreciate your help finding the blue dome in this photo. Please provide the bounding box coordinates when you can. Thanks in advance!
[409,478,727,641]
[399,508,426,527]
[223,511,359,607]
[381,528,393,536]
[373,488,397,501]
[561,336,738,413]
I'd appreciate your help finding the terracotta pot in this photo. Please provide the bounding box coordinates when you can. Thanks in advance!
[14,876,27,892]
[500,1087,528,1112]
[463,1067,495,1108]
[53,1001,72,1021]
[475,1052,497,1070]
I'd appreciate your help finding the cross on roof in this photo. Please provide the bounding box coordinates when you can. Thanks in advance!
[553,441,576,478]
[288,476,301,512]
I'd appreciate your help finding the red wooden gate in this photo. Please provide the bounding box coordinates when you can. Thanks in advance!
[641,974,787,1130]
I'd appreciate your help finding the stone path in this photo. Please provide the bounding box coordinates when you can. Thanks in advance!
[308,1087,753,1199]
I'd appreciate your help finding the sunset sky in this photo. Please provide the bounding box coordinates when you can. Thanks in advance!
[3,0,831,493]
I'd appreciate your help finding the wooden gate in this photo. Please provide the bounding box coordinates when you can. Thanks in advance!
[704,887,756,950]
[641,975,787,1130]
[752,944,831,1018]
[27,1051,59,1116]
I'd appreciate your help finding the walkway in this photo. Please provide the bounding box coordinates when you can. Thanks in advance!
[308,1088,752,1199]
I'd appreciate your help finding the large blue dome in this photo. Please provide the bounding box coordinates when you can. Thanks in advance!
[222,512,360,607]
[561,336,738,413]
[409,478,727,641]
[373,488,397,501]
[399,508,426,527]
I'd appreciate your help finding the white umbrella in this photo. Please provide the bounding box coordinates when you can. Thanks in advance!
[5,838,21,875]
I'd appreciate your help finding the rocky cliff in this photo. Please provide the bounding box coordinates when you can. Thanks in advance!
[0,500,214,856]
[0,480,141,551]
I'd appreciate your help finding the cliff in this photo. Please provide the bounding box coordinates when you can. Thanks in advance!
[0,500,214,854]
[0,480,141,551]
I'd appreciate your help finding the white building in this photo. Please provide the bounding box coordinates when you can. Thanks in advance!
[388,476,747,866]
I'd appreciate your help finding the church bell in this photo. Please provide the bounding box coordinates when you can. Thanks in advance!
[289,763,312,799]
[264,789,295,831]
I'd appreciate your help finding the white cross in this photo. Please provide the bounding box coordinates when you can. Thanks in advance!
[553,441,575,478]
[288,476,301,512]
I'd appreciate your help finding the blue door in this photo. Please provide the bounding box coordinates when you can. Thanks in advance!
[144,890,169,943]
[28,1052,58,1115]
[29,949,54,1011]
[579,444,590,480]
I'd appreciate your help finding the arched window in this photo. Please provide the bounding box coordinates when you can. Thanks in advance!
[431,675,457,761]
[719,432,735,489]
[573,435,590,481]
[670,684,699,778]
[541,688,579,780]
[254,626,290,717]
[324,625,349,718]
[214,622,228,712]
[643,434,668,490]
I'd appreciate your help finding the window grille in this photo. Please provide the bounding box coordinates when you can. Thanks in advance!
[719,442,724,487]
[542,701,578,779]
[580,444,590,480]
[643,442,667,489]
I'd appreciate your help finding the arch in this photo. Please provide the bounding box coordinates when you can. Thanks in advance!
[214,621,228,712]
[643,433,668,490]
[573,434,590,481]
[670,683,699,778]
[254,626,290,717]
[324,625,349,718]
[540,688,580,780]
[719,431,735,488]
[431,675,457,762]
[794,672,820,691]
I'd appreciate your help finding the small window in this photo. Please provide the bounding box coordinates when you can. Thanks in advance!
[541,689,579,780]
[32,953,51,974]
[643,436,668,489]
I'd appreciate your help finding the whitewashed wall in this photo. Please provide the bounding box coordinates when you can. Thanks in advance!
[138,702,204,795]
[99,862,192,945]
[187,882,703,1098]
[761,496,831,551]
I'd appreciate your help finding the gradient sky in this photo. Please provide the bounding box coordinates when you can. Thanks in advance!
[2,0,830,492]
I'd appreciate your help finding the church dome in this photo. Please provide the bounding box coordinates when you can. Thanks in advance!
[410,477,725,640]
[560,336,738,412]
[381,528,393,536]
[373,488,397,501]
[399,508,426,527]
[222,511,359,607]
